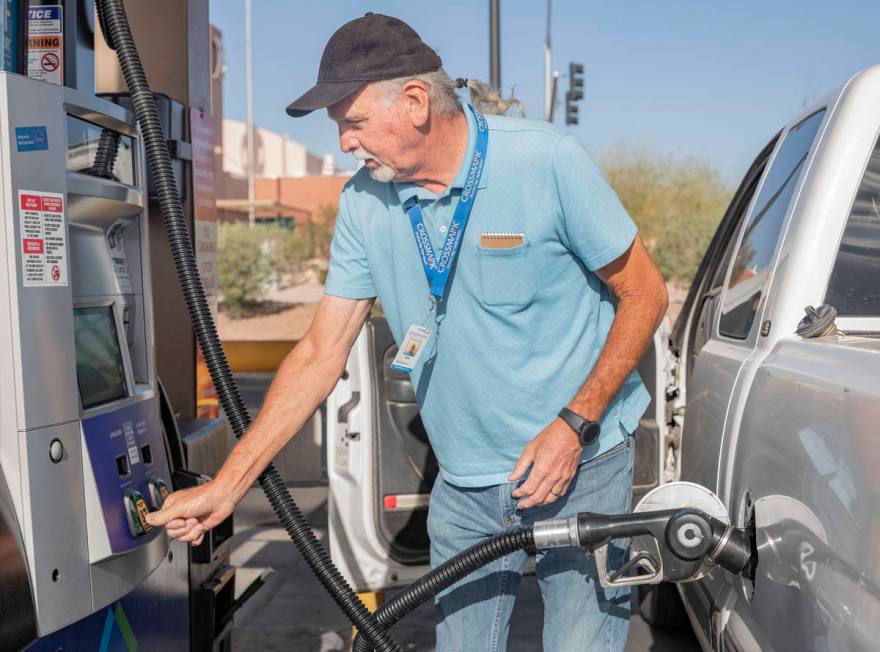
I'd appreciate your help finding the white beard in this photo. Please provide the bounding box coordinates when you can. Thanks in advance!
[352,147,397,183]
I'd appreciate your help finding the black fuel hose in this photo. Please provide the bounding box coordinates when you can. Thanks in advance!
[95,2,400,650]
[90,128,121,179]
[353,526,535,652]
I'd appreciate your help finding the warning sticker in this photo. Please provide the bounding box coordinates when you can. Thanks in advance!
[18,190,68,287]
[27,5,63,86]
[108,220,134,293]
[27,6,62,34]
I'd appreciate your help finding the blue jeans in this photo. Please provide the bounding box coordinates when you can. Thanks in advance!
[427,432,634,652]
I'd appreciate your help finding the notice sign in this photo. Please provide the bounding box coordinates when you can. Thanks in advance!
[19,190,68,287]
[27,5,62,86]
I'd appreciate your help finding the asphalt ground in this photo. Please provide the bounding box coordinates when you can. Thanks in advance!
[229,372,702,651]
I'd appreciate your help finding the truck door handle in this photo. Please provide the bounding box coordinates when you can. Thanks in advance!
[337,391,360,423]
[703,286,723,301]
[337,391,361,441]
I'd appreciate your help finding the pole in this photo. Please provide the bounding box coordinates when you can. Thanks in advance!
[489,0,501,91]
[245,0,255,228]
[544,0,552,121]
[548,71,559,123]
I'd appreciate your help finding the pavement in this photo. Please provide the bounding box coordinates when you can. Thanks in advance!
[228,372,702,651]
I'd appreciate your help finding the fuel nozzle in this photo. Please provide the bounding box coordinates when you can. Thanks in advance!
[531,482,753,588]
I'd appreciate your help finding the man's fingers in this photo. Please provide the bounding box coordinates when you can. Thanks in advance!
[517,475,558,509]
[144,509,171,527]
[179,524,205,543]
[511,467,545,498]
[145,498,187,527]
[165,518,186,530]
[192,533,205,546]
[166,525,189,539]
[508,447,535,482]
[550,477,569,498]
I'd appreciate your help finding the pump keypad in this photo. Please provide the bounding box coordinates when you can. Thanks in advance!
[124,490,152,537]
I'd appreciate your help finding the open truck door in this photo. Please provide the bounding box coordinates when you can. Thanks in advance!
[326,318,435,591]
[327,315,673,592]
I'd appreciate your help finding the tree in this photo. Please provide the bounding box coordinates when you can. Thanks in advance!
[600,146,731,283]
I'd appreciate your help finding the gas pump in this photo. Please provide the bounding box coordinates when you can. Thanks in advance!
[0,66,173,646]
[0,2,243,651]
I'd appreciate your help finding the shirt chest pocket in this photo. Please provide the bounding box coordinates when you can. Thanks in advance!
[475,242,537,310]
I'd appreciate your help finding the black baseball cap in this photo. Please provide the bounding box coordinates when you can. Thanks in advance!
[286,13,442,117]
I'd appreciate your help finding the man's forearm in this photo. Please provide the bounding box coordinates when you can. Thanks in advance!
[214,337,345,500]
[568,285,668,422]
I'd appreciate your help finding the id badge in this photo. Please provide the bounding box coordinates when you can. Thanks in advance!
[390,324,432,372]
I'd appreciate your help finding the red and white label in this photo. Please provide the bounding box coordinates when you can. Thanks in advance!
[18,190,68,287]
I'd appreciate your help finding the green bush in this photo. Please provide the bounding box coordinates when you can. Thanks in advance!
[217,222,280,317]
[272,208,336,277]
[600,147,731,283]
[218,212,337,317]
[652,213,718,282]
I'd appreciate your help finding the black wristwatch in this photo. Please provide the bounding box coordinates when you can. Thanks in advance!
[558,407,601,447]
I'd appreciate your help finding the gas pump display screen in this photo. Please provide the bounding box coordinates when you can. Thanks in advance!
[74,306,128,409]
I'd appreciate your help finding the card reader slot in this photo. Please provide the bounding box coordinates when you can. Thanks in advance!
[115,454,129,477]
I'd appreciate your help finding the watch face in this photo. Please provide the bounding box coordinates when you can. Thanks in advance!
[579,421,601,446]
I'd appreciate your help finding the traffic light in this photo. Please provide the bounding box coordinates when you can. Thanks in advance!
[566,62,584,125]
[565,91,578,125]
[569,63,584,101]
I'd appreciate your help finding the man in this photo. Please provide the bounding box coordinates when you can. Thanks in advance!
[147,13,668,651]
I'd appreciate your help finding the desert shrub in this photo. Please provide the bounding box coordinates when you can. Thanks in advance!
[218,222,284,317]
[600,147,731,283]
[218,207,338,316]
[273,206,336,276]
[652,212,719,282]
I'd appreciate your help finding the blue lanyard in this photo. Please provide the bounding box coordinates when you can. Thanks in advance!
[405,105,488,302]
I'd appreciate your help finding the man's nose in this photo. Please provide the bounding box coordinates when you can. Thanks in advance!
[339,131,358,154]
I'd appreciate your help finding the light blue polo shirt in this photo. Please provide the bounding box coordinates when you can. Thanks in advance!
[324,108,650,487]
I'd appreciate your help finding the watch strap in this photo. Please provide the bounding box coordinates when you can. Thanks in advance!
[558,407,600,446]
[558,406,585,432]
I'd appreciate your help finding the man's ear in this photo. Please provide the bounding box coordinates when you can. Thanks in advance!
[400,79,431,128]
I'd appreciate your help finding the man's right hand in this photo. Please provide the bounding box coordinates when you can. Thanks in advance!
[145,479,237,546]
[144,294,374,546]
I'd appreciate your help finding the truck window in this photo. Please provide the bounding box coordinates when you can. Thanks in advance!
[719,109,826,339]
[690,173,763,361]
[825,134,880,316]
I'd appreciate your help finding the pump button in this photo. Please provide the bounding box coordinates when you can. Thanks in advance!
[148,479,170,510]
[124,491,153,537]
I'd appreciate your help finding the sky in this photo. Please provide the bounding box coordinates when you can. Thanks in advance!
[208,0,880,186]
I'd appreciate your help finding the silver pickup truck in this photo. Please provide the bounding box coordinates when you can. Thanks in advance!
[325,64,880,651]
[643,64,880,650]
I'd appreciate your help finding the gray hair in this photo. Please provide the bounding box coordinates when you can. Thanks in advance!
[376,69,525,117]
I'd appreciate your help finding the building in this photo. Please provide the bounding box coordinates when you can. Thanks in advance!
[211,26,350,226]
[216,119,350,224]
[222,119,323,179]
